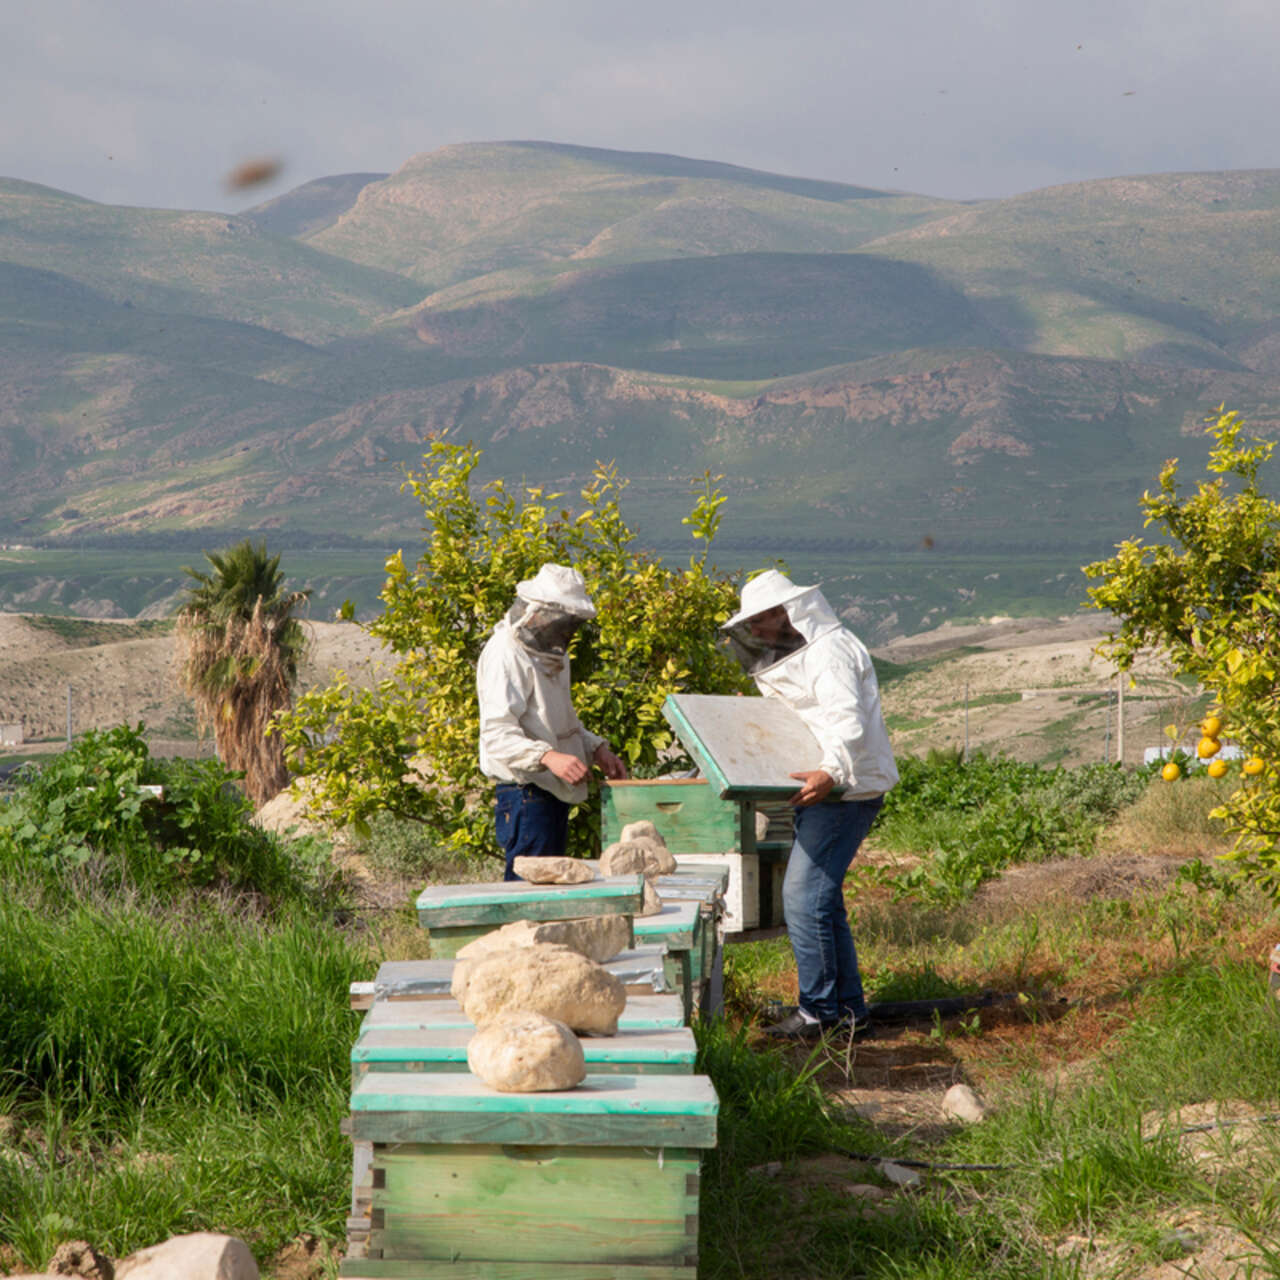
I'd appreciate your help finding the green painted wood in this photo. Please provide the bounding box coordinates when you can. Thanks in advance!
[350,1073,717,1148]
[416,877,644,928]
[352,1027,696,1076]
[370,1143,699,1265]
[361,994,685,1035]
[632,902,699,951]
[371,949,668,1001]
[658,703,733,798]
[341,1261,696,1278]
[601,779,738,854]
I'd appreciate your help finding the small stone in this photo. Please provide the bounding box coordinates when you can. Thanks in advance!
[843,1183,892,1201]
[467,1011,587,1092]
[46,1241,113,1280]
[600,839,677,877]
[114,1233,257,1280]
[879,1161,922,1188]
[942,1083,986,1124]
[619,820,668,848]
[511,856,596,884]
[457,944,627,1036]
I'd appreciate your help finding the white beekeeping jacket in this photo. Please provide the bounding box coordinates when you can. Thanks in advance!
[729,571,899,800]
[477,617,605,805]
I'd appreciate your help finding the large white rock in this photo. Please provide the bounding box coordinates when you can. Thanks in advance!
[114,1233,258,1280]
[600,839,677,877]
[456,916,632,967]
[457,945,626,1035]
[467,1012,587,1092]
[511,856,596,884]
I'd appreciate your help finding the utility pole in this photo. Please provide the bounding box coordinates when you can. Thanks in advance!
[1116,672,1125,765]
[66,685,72,746]
[963,681,969,763]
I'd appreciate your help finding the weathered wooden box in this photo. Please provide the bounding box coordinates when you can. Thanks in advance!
[350,948,670,1011]
[671,852,759,933]
[342,1072,717,1278]
[415,875,644,957]
[602,779,791,933]
[360,994,686,1036]
[351,1024,697,1079]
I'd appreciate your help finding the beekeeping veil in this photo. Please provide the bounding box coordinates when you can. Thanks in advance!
[721,569,839,675]
[508,563,596,657]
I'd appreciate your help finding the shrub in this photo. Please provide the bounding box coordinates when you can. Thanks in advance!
[0,724,334,905]
[279,446,746,861]
[876,753,1148,902]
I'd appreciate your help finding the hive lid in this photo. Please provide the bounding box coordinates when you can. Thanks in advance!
[662,693,825,798]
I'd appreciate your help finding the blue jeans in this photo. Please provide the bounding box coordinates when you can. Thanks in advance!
[494,783,570,881]
[782,796,883,1023]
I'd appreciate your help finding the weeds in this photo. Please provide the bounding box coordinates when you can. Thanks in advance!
[875,752,1151,903]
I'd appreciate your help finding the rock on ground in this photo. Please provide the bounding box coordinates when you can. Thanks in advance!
[467,1011,586,1092]
[46,1241,113,1280]
[114,1233,258,1280]
[942,1083,986,1124]
[511,856,596,884]
[457,945,626,1035]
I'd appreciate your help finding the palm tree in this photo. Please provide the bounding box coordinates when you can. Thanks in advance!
[176,540,310,806]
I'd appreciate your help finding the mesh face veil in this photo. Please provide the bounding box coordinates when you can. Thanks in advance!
[723,604,808,675]
[509,599,586,655]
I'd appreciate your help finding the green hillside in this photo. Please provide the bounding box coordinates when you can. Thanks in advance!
[307,141,965,287]
[0,179,423,342]
[5,145,1280,629]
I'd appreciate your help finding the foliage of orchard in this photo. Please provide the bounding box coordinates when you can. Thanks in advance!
[277,444,748,861]
[1086,409,1280,896]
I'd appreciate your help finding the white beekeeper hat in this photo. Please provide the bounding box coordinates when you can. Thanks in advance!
[515,563,597,618]
[722,569,818,629]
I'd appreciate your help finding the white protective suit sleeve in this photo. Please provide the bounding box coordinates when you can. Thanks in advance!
[807,648,874,791]
[476,638,558,774]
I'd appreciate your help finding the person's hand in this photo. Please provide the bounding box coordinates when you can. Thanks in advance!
[542,749,589,785]
[593,744,629,779]
[788,769,834,807]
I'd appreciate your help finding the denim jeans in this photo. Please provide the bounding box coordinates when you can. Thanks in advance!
[782,796,884,1023]
[494,783,570,881]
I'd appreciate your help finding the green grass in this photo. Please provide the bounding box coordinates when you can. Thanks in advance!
[0,889,368,1270]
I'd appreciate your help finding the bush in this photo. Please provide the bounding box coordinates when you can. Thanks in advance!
[875,753,1149,902]
[0,724,334,905]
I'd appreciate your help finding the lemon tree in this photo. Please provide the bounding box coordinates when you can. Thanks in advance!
[1086,409,1280,896]
[275,443,747,862]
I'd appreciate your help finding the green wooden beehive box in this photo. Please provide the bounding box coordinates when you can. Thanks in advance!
[360,994,686,1036]
[343,1072,717,1278]
[415,875,645,957]
[351,1024,697,1080]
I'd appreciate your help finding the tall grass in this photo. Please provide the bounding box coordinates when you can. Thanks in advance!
[0,890,368,1269]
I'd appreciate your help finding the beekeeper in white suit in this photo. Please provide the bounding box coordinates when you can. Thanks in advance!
[478,563,627,880]
[722,569,898,1039]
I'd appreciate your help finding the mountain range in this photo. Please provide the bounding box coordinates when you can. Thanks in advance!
[4,141,1280,633]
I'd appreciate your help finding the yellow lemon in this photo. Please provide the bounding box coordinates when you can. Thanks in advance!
[1207,758,1228,779]
[1197,736,1222,759]
[1244,757,1265,776]
[1161,761,1181,781]
[1202,715,1223,738]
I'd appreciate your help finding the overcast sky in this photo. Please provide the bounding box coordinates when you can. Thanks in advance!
[6,0,1280,213]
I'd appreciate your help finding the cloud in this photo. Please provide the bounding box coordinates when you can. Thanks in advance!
[5,0,1280,211]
